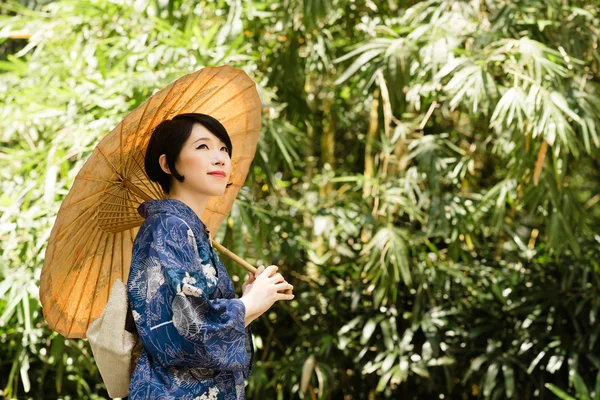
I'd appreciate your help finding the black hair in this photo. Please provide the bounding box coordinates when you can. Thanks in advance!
[144,113,233,194]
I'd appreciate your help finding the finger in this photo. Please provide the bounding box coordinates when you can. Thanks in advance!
[247,272,256,283]
[275,282,294,291]
[275,292,295,301]
[274,281,292,289]
[255,265,266,275]
[263,265,278,277]
[270,273,284,283]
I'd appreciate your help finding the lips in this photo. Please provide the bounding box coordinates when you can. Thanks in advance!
[208,171,226,177]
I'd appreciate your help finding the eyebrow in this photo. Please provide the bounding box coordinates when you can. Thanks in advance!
[192,137,225,145]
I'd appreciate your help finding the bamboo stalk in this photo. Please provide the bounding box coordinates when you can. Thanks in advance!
[363,89,379,199]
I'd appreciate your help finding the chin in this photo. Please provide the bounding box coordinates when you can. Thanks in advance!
[206,187,227,196]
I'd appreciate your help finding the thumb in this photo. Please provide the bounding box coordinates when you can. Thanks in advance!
[255,265,266,277]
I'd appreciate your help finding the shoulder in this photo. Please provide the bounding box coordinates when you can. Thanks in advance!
[134,215,194,248]
[141,214,190,234]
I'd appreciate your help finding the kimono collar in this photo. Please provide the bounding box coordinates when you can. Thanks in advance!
[137,198,211,243]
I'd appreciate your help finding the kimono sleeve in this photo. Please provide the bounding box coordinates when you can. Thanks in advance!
[131,215,251,372]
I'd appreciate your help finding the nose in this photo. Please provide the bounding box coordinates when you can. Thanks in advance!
[213,150,227,165]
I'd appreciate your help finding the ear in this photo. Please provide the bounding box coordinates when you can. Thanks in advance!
[158,154,171,175]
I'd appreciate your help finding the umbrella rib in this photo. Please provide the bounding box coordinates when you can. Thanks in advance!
[97,146,122,177]
[146,80,177,128]
[64,227,105,337]
[100,223,141,230]
[123,72,187,177]
[123,227,136,282]
[110,231,121,310]
[129,151,163,198]
[97,220,142,228]
[43,209,98,266]
[203,82,255,115]
[119,122,125,177]
[129,226,136,246]
[129,152,163,199]
[100,221,144,232]
[204,207,227,215]
[104,201,117,296]
[124,98,152,178]
[103,190,143,203]
[78,177,125,185]
[152,70,192,123]
[96,211,141,217]
[219,103,262,125]
[121,229,129,284]
[39,219,99,299]
[99,221,141,229]
[98,200,140,209]
[50,226,103,335]
[106,229,118,329]
[97,220,141,227]
[174,68,220,115]
[120,179,155,203]
[84,230,110,332]
[188,70,241,112]
[57,187,105,211]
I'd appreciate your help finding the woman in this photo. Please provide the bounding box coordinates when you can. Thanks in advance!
[127,113,294,399]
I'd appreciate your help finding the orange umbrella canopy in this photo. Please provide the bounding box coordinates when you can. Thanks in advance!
[40,65,262,338]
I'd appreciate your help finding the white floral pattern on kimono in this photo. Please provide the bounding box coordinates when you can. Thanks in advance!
[127,199,254,400]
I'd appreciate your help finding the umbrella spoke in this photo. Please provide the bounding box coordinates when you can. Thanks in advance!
[203,81,254,116]
[97,200,140,209]
[205,206,227,215]
[85,230,112,329]
[185,69,239,113]
[123,80,177,177]
[50,226,103,335]
[43,208,98,267]
[128,151,163,199]
[90,232,116,327]
[173,68,220,116]
[58,186,105,210]
[64,227,106,336]
[220,104,261,126]
[124,101,152,179]
[97,146,121,177]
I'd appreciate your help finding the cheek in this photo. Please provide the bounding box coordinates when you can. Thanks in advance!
[179,151,205,172]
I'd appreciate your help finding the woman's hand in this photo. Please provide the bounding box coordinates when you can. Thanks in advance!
[240,265,294,327]
[242,265,265,296]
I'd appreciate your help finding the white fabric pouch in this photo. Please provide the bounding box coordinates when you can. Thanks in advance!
[86,278,141,398]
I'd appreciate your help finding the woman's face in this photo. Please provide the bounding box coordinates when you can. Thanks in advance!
[163,122,231,196]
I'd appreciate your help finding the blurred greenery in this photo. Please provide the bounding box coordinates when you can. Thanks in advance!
[1,0,600,398]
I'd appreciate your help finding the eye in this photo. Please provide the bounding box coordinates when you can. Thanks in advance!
[196,144,228,152]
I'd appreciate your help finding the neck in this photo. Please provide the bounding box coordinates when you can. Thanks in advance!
[165,189,209,223]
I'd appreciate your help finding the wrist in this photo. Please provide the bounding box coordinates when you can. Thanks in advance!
[240,297,259,327]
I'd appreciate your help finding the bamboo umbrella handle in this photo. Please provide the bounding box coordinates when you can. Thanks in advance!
[211,240,257,273]
[211,238,293,295]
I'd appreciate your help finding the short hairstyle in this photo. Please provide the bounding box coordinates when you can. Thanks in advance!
[144,113,233,194]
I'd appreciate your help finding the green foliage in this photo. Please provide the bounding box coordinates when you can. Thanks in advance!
[1,0,599,398]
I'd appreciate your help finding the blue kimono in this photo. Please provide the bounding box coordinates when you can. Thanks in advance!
[127,198,254,400]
